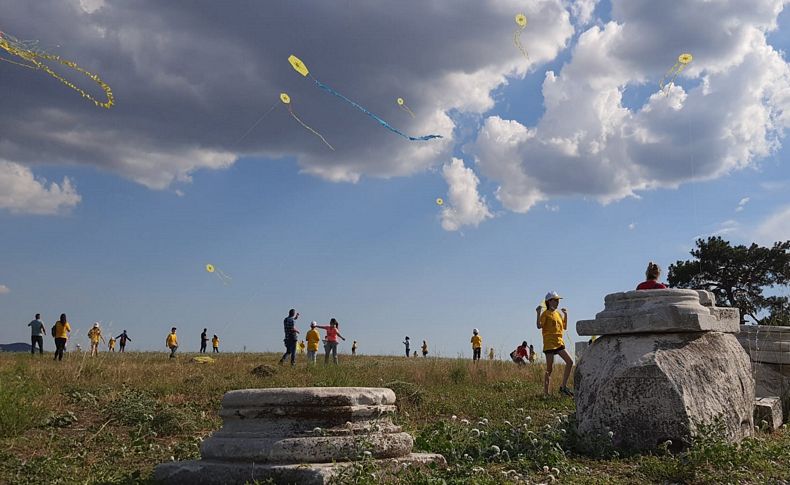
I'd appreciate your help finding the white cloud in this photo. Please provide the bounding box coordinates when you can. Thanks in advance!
[545,204,560,212]
[735,196,750,212]
[755,205,790,244]
[0,285,9,295]
[569,0,598,25]
[0,161,81,215]
[628,222,636,230]
[440,158,493,231]
[472,0,790,216]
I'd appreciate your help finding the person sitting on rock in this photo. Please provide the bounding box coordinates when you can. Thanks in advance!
[636,261,668,290]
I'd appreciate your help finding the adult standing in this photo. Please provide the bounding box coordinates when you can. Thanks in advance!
[317,318,346,365]
[403,336,410,357]
[279,309,300,366]
[116,330,132,352]
[53,314,71,361]
[200,328,208,353]
[28,313,46,355]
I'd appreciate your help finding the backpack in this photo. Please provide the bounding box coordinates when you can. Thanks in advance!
[51,324,57,336]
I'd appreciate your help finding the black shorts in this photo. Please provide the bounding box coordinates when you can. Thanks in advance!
[543,345,565,356]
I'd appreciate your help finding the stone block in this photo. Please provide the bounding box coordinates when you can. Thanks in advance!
[574,332,754,451]
[577,289,740,336]
[754,397,783,432]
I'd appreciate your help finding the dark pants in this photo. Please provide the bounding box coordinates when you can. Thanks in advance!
[324,341,338,364]
[405,347,410,357]
[213,347,219,353]
[200,341,207,353]
[119,342,126,352]
[473,348,481,361]
[169,345,178,358]
[54,338,67,361]
[280,339,297,365]
[31,336,44,354]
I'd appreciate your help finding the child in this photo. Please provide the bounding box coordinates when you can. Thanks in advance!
[88,323,106,357]
[351,340,358,355]
[536,292,573,397]
[488,347,495,360]
[421,340,428,357]
[510,341,529,365]
[528,344,535,363]
[166,327,178,359]
[212,334,219,353]
[636,261,668,290]
[108,336,116,352]
[470,329,482,363]
[298,340,306,354]
[306,322,321,365]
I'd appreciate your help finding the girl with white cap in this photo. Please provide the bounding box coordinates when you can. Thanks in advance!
[536,291,573,397]
[87,322,106,357]
[470,329,482,363]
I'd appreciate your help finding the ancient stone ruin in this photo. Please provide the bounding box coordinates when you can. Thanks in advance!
[737,324,790,428]
[155,387,444,484]
[574,289,754,451]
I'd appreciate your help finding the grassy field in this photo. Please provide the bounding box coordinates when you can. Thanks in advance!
[0,351,788,484]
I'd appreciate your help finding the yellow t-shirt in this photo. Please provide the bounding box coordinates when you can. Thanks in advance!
[212,337,219,347]
[306,328,321,351]
[109,338,116,348]
[88,328,102,344]
[54,322,71,339]
[471,335,482,349]
[166,333,178,348]
[540,310,566,351]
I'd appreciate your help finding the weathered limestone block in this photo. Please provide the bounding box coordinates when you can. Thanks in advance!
[754,397,784,432]
[575,341,590,361]
[737,325,790,419]
[155,387,445,484]
[577,289,739,336]
[575,290,754,452]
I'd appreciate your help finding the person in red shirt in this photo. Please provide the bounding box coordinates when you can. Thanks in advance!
[317,318,346,365]
[636,261,668,290]
[510,341,529,365]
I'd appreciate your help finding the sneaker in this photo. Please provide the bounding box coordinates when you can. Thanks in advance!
[559,386,574,397]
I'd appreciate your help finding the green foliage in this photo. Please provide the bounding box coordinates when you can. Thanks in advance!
[0,369,45,438]
[668,237,790,324]
[105,388,198,436]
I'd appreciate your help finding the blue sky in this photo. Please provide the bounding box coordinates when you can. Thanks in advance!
[1,0,788,356]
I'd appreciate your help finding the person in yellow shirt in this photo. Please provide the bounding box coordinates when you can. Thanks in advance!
[87,322,106,357]
[108,337,116,352]
[305,322,321,365]
[421,340,428,357]
[297,340,306,354]
[53,313,71,361]
[212,334,220,353]
[536,291,574,397]
[166,327,178,359]
[488,347,495,360]
[470,329,482,363]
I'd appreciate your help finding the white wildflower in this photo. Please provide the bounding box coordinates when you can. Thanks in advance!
[504,420,512,427]
[607,431,614,438]
[491,445,500,454]
[460,419,470,425]
[313,427,322,434]
[543,465,550,473]
[471,428,481,437]
[551,467,560,476]
[451,415,457,420]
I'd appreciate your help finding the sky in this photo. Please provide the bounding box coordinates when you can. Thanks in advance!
[1,0,788,357]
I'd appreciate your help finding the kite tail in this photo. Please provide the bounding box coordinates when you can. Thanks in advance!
[310,77,442,141]
[513,31,528,60]
[287,105,335,151]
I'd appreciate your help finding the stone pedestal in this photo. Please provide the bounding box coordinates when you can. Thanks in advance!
[574,289,754,452]
[155,387,445,484]
[737,325,790,421]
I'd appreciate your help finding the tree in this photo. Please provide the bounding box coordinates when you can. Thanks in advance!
[668,237,790,325]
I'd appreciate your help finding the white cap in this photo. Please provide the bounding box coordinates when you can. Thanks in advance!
[473,328,479,334]
[310,321,317,327]
[544,291,563,301]
[93,322,100,327]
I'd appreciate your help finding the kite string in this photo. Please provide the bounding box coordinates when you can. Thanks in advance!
[309,75,442,142]
[235,102,278,145]
[287,103,335,151]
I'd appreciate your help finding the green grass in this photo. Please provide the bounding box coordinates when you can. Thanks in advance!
[0,351,788,484]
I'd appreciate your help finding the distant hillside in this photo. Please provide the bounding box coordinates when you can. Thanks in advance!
[0,342,33,352]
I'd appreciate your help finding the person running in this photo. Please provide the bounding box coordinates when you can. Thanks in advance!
[636,261,668,290]
[166,327,178,359]
[108,336,116,352]
[87,323,106,357]
[28,313,46,355]
[212,334,220,353]
[200,328,209,353]
[470,329,482,363]
[537,291,574,397]
[116,330,132,352]
[318,318,346,365]
[528,344,536,363]
[305,321,321,365]
[351,340,358,356]
[510,341,529,366]
[403,336,410,357]
[421,340,428,357]
[279,309,300,366]
[52,314,71,361]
